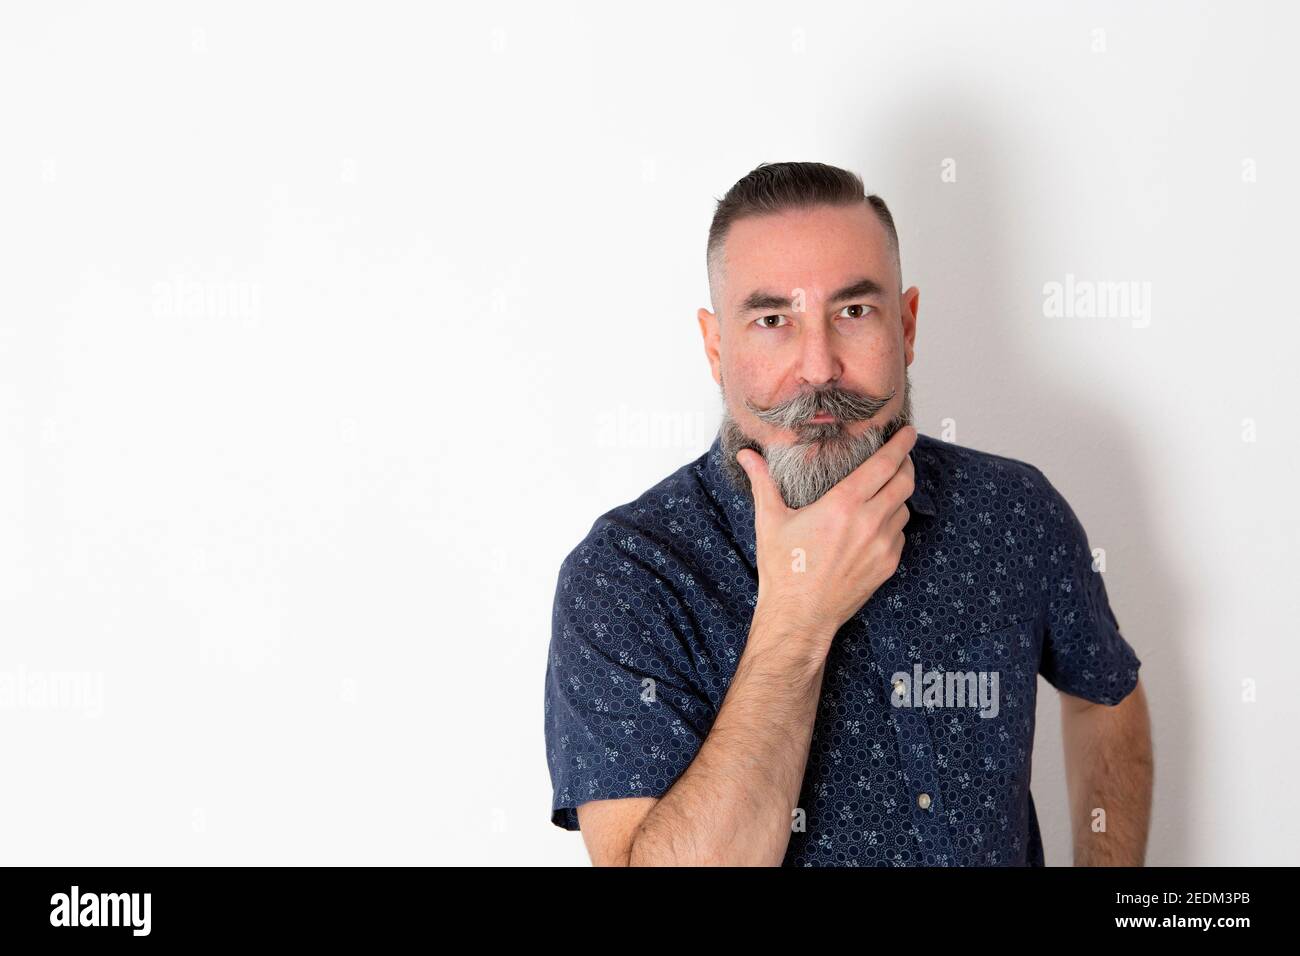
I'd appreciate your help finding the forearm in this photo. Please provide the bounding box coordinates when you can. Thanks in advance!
[1061,681,1153,866]
[628,607,829,866]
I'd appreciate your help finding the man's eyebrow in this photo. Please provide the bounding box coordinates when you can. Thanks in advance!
[736,277,888,315]
[827,276,887,304]
[737,290,795,314]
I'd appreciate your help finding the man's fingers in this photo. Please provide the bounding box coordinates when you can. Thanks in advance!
[865,451,917,518]
[884,498,911,538]
[832,424,918,503]
[736,449,785,516]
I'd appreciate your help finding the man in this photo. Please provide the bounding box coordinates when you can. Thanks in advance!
[543,161,1153,866]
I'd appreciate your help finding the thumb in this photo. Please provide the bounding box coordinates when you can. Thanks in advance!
[736,448,785,516]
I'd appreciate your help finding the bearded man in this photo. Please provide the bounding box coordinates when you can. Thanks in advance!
[543,161,1152,867]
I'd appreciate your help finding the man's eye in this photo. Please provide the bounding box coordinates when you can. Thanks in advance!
[838,304,874,319]
[754,314,789,329]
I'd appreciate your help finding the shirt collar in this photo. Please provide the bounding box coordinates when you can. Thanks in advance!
[699,430,939,570]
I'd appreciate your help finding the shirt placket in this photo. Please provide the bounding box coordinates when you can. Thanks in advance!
[858,607,958,866]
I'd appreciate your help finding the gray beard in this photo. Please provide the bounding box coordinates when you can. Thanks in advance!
[719,372,914,509]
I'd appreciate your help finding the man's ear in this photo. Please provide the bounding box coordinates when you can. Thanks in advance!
[697,307,722,386]
[900,286,920,367]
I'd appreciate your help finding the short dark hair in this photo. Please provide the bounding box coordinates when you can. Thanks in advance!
[706,161,900,310]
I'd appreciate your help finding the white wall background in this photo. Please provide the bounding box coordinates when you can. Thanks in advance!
[1,1,1295,865]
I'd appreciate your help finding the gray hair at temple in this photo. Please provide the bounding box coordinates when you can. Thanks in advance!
[705,161,902,314]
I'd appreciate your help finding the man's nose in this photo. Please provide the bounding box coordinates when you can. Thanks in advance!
[795,320,843,387]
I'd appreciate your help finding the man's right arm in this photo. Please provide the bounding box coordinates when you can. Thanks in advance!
[580,607,831,866]
[577,425,918,866]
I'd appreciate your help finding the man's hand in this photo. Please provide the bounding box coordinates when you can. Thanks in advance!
[737,424,917,649]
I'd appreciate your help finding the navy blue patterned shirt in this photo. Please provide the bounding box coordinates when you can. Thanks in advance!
[544,431,1141,865]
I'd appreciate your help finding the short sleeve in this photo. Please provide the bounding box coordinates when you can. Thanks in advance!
[1034,472,1141,705]
[543,549,714,830]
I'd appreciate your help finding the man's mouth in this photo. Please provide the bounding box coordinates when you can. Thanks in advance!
[807,412,836,424]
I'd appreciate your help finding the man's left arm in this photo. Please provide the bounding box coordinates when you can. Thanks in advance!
[1060,677,1153,866]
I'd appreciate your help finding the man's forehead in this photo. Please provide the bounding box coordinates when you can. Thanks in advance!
[721,204,896,306]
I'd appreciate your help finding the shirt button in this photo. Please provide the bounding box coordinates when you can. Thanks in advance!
[917,792,932,810]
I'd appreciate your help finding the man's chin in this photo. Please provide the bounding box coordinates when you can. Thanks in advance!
[718,412,907,507]
[784,427,849,462]
[790,419,884,450]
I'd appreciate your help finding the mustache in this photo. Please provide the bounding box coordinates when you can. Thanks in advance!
[744,384,896,430]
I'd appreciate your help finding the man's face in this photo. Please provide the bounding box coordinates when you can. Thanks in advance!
[698,202,921,508]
